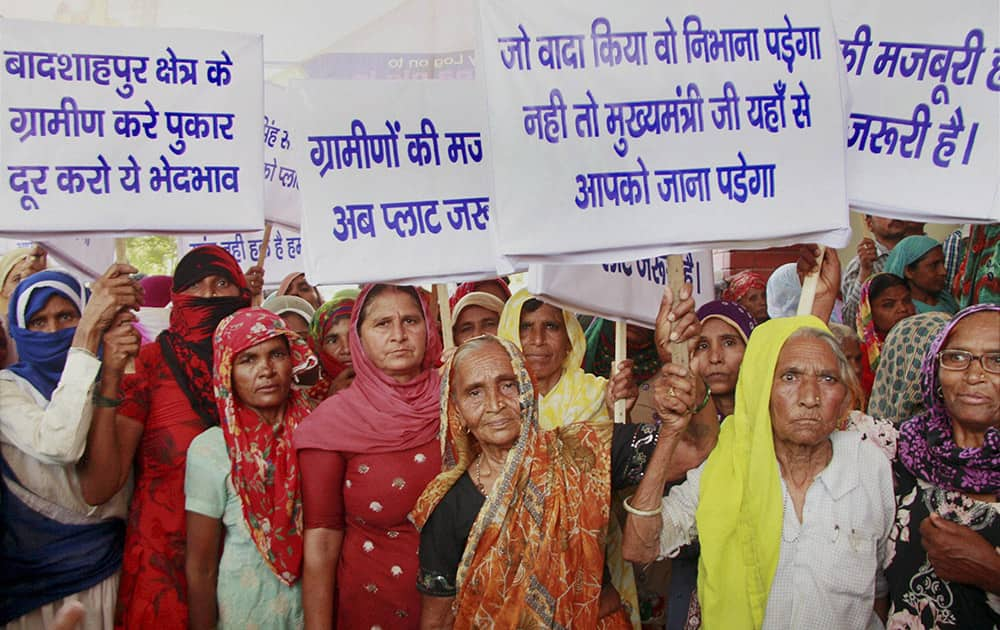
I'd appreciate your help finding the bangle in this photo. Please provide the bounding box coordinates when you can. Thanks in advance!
[623,495,662,517]
[691,383,712,415]
[92,391,123,408]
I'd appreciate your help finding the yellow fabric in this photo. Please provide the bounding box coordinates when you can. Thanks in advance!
[497,289,639,628]
[0,247,32,314]
[695,315,829,629]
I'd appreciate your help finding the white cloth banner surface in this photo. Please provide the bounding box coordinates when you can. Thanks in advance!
[0,19,264,235]
[527,251,714,328]
[292,79,499,285]
[178,227,303,281]
[0,236,114,280]
[834,0,1000,223]
[477,0,851,267]
[263,83,303,229]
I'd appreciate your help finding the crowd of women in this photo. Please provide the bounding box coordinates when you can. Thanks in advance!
[0,216,996,630]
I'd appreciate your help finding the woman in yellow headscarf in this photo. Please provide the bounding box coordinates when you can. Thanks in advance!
[623,316,894,629]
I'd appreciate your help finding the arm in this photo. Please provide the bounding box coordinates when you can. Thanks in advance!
[420,595,455,630]
[920,513,1000,593]
[302,527,343,630]
[186,511,223,630]
[840,256,863,326]
[797,244,842,324]
[604,359,638,419]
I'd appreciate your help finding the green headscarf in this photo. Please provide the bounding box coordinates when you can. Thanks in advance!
[885,236,957,315]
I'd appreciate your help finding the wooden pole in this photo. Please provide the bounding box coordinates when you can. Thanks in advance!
[613,320,627,423]
[114,238,129,265]
[797,245,825,316]
[251,223,273,306]
[435,283,454,350]
[665,255,689,368]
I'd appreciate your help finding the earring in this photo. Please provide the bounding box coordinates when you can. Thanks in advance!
[463,425,470,434]
[936,385,944,399]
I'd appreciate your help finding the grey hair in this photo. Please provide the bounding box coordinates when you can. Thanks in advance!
[827,322,861,346]
[448,336,507,400]
[784,327,862,405]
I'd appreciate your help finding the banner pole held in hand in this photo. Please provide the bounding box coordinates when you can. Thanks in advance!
[251,223,273,307]
[797,246,825,316]
[114,238,128,265]
[435,284,454,350]
[666,255,690,369]
[613,320,627,423]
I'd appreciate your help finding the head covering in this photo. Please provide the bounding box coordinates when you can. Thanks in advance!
[1,247,38,316]
[448,278,511,310]
[139,275,172,308]
[765,263,801,319]
[276,272,303,296]
[261,294,315,328]
[411,336,614,629]
[953,223,1000,308]
[213,308,317,585]
[160,245,250,426]
[5,271,88,400]
[307,289,360,380]
[583,318,661,383]
[867,311,951,424]
[497,289,608,430]
[294,284,443,454]
[884,235,939,277]
[722,270,767,304]
[695,315,831,629]
[696,300,758,341]
[897,304,1000,494]
[451,291,504,322]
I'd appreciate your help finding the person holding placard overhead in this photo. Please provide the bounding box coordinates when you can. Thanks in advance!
[294,284,443,629]
[841,214,920,326]
[101,245,252,630]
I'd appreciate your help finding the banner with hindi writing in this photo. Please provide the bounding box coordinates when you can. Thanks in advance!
[527,251,714,328]
[834,0,1000,222]
[262,83,303,229]
[292,79,500,285]
[178,227,304,284]
[478,0,851,267]
[0,236,114,280]
[0,19,264,235]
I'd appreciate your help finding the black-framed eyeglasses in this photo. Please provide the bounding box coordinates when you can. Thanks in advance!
[938,350,1000,374]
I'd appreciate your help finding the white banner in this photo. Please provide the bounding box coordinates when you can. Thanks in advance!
[527,251,715,328]
[834,0,1000,222]
[478,0,851,267]
[177,227,304,283]
[0,236,114,280]
[293,79,500,285]
[263,83,303,229]
[0,19,264,235]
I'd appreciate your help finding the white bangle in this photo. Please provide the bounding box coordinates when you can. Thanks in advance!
[623,495,662,517]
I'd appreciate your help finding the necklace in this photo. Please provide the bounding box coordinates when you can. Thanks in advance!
[474,455,489,495]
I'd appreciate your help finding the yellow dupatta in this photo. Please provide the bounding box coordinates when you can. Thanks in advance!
[695,315,830,629]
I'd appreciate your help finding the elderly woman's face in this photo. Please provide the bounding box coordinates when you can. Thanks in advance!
[769,336,848,449]
[938,311,1000,433]
[738,288,768,323]
[452,342,522,450]
[359,289,427,383]
[232,336,293,419]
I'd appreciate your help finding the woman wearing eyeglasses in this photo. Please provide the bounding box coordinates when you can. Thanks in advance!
[884,303,1000,629]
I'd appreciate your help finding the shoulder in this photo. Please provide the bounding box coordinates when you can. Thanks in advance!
[188,426,226,461]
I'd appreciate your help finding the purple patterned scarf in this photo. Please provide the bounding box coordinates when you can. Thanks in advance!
[897,303,1000,494]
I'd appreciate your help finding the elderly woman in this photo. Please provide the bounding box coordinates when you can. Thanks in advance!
[885,304,1000,628]
[623,316,895,628]
[722,270,768,324]
[451,291,504,346]
[885,235,958,315]
[294,284,443,629]
[185,309,318,629]
[412,335,712,628]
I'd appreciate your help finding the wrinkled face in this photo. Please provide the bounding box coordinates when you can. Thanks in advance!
[769,336,849,449]
[1,251,47,299]
[866,216,908,242]
[322,317,352,367]
[693,318,747,396]
[938,311,1000,434]
[288,275,322,309]
[905,247,946,296]
[358,289,427,383]
[871,285,916,336]
[181,274,241,298]
[453,305,500,346]
[280,312,310,337]
[27,295,81,333]
[738,288,768,323]
[232,336,293,418]
[452,342,522,450]
[518,303,571,387]
[839,336,864,385]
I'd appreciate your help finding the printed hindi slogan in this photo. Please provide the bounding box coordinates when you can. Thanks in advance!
[834,0,1000,222]
[1,19,264,235]
[478,0,851,266]
[262,83,303,229]
[292,79,499,284]
[179,227,304,283]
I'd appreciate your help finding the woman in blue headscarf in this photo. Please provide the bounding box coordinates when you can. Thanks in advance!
[885,235,959,315]
[0,265,141,629]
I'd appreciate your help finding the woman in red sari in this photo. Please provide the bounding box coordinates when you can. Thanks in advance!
[106,245,251,629]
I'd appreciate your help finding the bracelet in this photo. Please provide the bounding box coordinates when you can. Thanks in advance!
[623,495,662,517]
[92,391,123,408]
[691,383,712,415]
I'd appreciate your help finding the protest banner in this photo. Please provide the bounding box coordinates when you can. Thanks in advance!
[263,83,303,229]
[477,0,851,267]
[833,0,1000,222]
[0,19,264,235]
[292,79,500,285]
[527,250,715,329]
[178,227,303,286]
[0,236,114,280]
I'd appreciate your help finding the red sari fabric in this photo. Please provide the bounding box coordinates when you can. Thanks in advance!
[115,342,208,629]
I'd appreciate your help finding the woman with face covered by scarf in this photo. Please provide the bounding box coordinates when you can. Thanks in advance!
[96,245,251,630]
